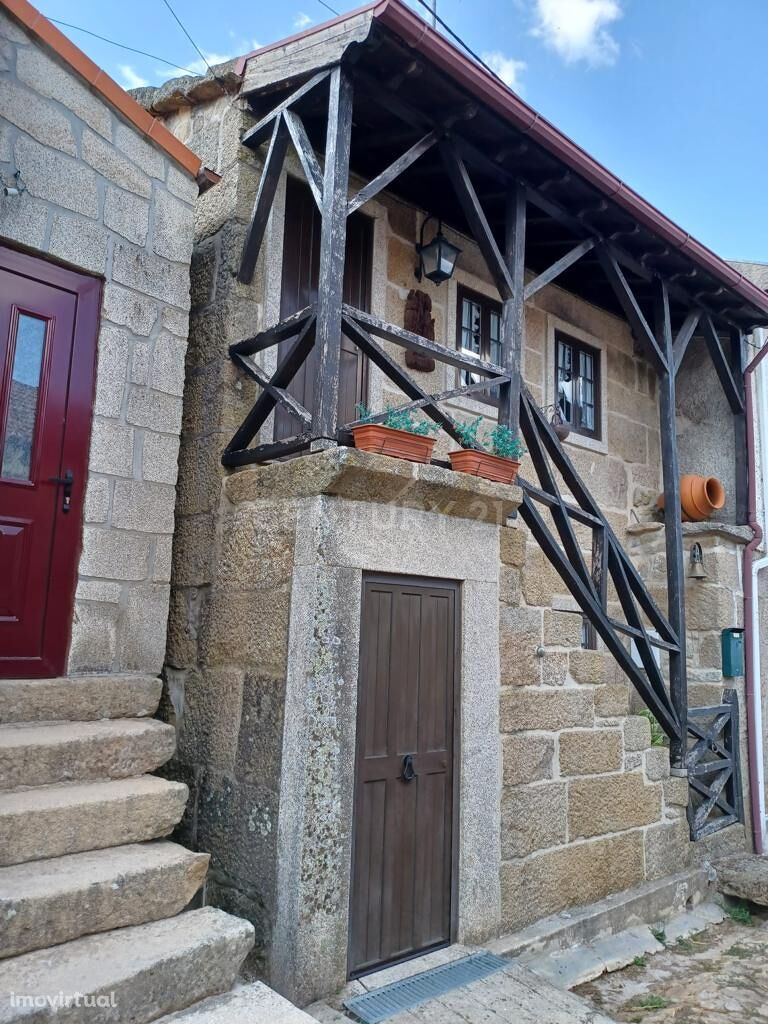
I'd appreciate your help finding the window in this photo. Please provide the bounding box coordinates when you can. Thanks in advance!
[555,331,601,439]
[456,286,502,404]
[2,313,47,481]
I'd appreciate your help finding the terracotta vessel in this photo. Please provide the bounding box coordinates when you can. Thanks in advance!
[657,474,726,522]
[351,424,436,464]
[448,449,521,485]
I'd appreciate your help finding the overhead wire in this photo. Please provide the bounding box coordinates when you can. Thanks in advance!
[159,0,216,77]
[46,17,200,76]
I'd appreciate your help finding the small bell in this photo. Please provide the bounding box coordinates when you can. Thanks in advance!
[688,542,707,580]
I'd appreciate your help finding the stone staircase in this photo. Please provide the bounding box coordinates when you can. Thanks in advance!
[0,675,310,1024]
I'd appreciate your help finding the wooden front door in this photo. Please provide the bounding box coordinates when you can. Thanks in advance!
[275,175,372,439]
[0,247,99,678]
[349,575,458,978]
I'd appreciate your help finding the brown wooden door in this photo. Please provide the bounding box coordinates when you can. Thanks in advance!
[0,247,99,678]
[349,575,458,978]
[275,175,372,439]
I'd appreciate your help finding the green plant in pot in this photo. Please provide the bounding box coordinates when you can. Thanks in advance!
[351,404,441,464]
[448,416,526,484]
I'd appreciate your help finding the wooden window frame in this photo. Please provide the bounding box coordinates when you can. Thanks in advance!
[554,330,602,440]
[455,284,502,407]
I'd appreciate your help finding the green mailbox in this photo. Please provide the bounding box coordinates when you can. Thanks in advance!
[721,628,745,678]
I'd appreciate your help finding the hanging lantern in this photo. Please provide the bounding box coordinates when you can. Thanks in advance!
[415,216,462,285]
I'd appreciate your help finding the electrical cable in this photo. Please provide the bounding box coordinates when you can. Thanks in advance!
[159,0,216,77]
[407,0,506,84]
[314,0,341,15]
[46,17,199,76]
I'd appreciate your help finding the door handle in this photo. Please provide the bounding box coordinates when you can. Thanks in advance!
[401,754,417,783]
[49,469,74,513]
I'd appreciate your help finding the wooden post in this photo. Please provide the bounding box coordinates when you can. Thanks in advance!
[312,65,353,444]
[499,183,525,436]
[731,328,748,524]
[656,280,688,769]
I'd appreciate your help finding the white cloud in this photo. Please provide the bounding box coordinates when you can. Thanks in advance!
[293,12,313,29]
[532,0,622,67]
[482,51,527,91]
[117,64,149,89]
[184,51,233,75]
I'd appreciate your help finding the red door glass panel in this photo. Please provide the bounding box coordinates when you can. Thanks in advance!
[0,247,100,677]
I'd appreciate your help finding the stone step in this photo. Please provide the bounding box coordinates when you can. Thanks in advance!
[0,776,188,866]
[0,719,176,790]
[0,675,162,724]
[157,983,315,1024]
[0,906,254,1024]
[0,841,209,959]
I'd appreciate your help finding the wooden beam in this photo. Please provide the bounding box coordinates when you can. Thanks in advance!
[700,315,745,413]
[672,309,701,374]
[313,65,354,441]
[523,182,751,334]
[345,375,510,427]
[222,433,312,468]
[595,243,667,375]
[343,305,504,376]
[341,314,465,445]
[518,492,680,739]
[346,70,756,331]
[231,352,312,427]
[655,278,688,770]
[229,306,315,357]
[347,130,441,216]
[238,115,290,284]
[524,239,595,301]
[523,390,679,646]
[241,69,331,150]
[283,109,323,210]
[440,142,514,301]
[224,316,315,456]
[498,183,525,435]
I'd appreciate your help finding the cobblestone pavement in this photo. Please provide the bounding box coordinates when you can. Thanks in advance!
[575,909,768,1023]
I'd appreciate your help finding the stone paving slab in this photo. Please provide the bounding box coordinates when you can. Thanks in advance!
[576,910,768,1022]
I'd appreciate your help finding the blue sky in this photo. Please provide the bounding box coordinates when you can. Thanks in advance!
[44,0,767,262]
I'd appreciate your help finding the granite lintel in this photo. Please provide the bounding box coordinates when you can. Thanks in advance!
[681,522,753,545]
[223,446,522,524]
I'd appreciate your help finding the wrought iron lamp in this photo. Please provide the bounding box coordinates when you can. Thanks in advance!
[415,216,461,285]
[688,542,707,580]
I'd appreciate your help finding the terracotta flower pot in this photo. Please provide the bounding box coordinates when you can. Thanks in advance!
[351,424,436,464]
[657,475,726,522]
[448,449,521,485]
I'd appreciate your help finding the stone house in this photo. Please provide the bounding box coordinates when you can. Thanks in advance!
[130,0,768,1007]
[2,0,768,1018]
[0,3,307,1021]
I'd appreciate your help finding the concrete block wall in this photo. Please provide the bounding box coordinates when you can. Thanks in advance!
[0,9,195,674]
[497,522,691,932]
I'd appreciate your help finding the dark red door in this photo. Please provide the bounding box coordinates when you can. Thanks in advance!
[0,247,100,678]
[275,175,372,439]
[349,575,458,978]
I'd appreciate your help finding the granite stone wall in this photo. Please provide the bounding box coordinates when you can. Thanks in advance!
[497,522,691,932]
[0,8,196,675]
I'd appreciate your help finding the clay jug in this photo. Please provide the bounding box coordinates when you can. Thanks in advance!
[657,475,726,522]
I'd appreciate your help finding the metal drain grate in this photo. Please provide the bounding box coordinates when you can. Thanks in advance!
[343,951,508,1023]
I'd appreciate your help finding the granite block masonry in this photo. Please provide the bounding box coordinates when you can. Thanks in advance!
[0,7,196,674]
